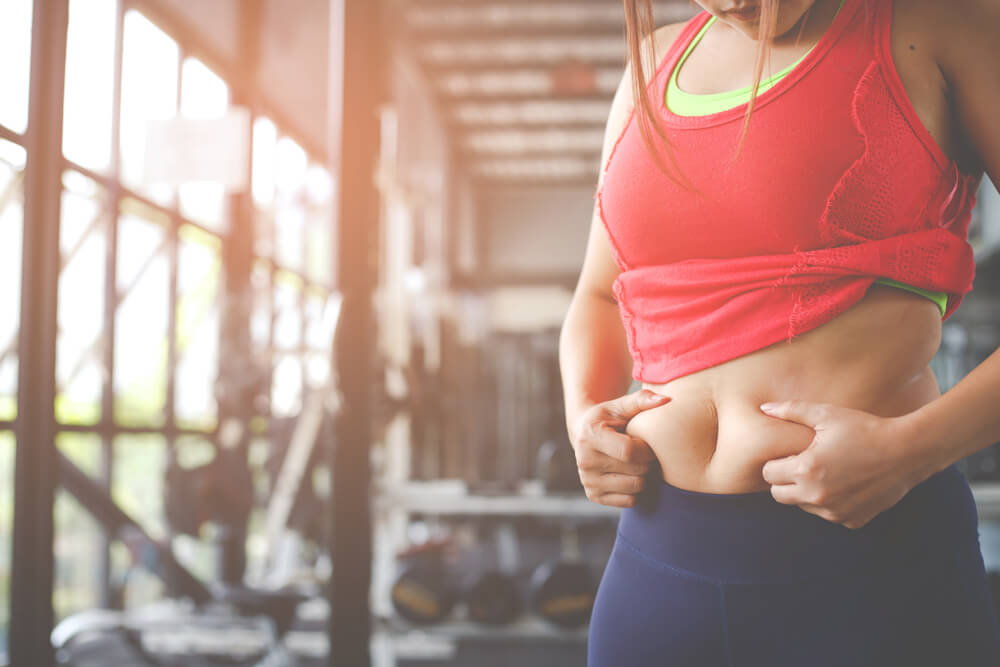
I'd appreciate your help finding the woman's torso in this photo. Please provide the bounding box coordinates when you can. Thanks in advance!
[624,0,978,494]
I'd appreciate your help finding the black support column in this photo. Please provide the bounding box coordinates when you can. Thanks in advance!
[11,1,69,665]
[213,0,263,589]
[327,0,386,664]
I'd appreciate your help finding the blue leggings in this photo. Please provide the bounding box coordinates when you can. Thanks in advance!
[588,464,1000,666]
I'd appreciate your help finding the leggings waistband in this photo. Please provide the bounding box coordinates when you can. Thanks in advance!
[616,464,978,584]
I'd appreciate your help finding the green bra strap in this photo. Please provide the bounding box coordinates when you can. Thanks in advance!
[872,277,947,317]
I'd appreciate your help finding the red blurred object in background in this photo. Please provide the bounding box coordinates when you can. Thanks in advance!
[550,60,597,95]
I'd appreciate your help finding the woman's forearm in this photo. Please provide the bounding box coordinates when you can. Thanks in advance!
[559,288,635,435]
[898,345,1000,479]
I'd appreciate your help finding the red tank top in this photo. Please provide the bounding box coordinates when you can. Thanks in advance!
[596,0,981,385]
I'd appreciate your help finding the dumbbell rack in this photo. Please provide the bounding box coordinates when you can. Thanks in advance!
[370,473,619,667]
[374,479,620,518]
[971,484,1000,520]
[371,477,1000,662]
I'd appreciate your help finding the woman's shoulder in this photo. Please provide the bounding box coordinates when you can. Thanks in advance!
[627,19,697,84]
[652,19,699,64]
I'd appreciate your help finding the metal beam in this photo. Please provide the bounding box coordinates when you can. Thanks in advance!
[409,24,631,39]
[327,0,385,664]
[403,1,693,31]
[469,155,601,178]
[211,0,263,587]
[460,129,604,155]
[11,1,69,665]
[446,99,612,127]
[422,55,626,74]
[416,37,627,72]
[437,90,613,103]
[434,69,620,100]
[0,124,23,144]
[96,0,124,606]
[451,121,608,137]
[57,452,213,605]
[408,0,659,4]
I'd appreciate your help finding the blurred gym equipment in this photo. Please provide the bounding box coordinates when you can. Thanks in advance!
[462,570,523,626]
[536,437,584,494]
[529,525,596,629]
[389,536,458,625]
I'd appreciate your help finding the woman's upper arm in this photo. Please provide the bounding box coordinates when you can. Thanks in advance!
[934,0,1000,183]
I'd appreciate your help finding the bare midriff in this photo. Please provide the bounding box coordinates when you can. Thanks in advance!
[624,283,944,494]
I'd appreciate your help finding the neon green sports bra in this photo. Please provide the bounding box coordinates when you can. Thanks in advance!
[664,0,948,317]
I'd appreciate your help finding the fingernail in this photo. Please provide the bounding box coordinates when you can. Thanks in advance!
[647,392,669,402]
[760,402,777,412]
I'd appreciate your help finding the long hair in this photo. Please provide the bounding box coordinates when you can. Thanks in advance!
[622,0,813,190]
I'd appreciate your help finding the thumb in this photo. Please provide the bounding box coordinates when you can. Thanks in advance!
[605,389,671,422]
[759,399,832,428]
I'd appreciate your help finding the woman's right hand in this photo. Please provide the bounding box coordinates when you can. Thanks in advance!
[569,389,672,508]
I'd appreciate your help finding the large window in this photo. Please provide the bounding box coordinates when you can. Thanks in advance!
[0,0,33,135]
[54,434,104,620]
[0,141,26,424]
[62,0,116,172]
[0,431,14,657]
[56,171,109,426]
[119,10,179,205]
[0,0,338,634]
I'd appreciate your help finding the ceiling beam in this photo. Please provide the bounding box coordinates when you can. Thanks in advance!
[462,148,603,161]
[423,57,626,74]
[460,128,603,154]
[417,36,628,72]
[407,24,633,39]
[410,0,662,5]
[451,122,608,137]
[445,99,612,126]
[403,0,692,25]
[468,154,601,177]
[436,68,620,97]
[436,90,614,103]
[389,0,694,187]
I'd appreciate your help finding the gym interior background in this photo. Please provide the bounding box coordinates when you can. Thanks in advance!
[2,0,1000,665]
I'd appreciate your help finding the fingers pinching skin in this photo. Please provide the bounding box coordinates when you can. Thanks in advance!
[578,470,647,496]
[760,400,833,428]
[761,454,800,485]
[575,444,649,477]
[570,389,669,507]
[600,389,672,427]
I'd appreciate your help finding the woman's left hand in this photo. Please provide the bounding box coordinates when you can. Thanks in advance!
[758,400,934,530]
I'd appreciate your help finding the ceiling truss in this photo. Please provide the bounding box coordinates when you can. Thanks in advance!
[393,0,697,184]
